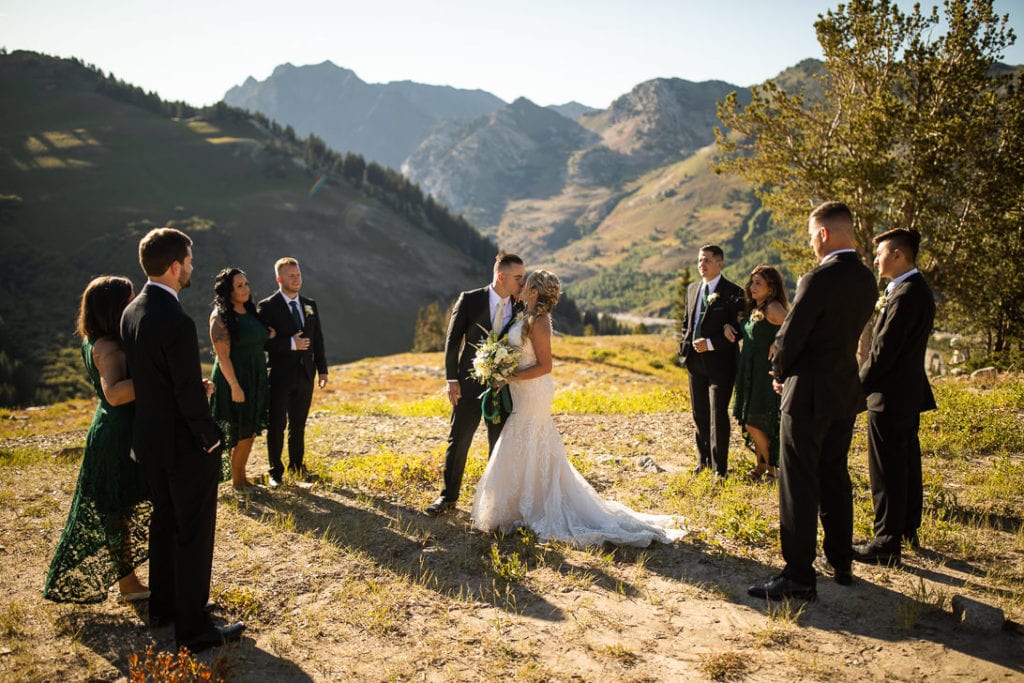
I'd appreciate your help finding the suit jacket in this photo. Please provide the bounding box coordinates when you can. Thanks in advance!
[258,292,328,381]
[120,283,222,465]
[772,251,877,418]
[679,276,744,377]
[860,272,937,414]
[445,287,524,385]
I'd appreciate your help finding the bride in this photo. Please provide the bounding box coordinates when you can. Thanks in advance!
[471,270,686,547]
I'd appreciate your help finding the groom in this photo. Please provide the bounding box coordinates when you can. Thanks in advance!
[679,245,744,478]
[425,253,526,516]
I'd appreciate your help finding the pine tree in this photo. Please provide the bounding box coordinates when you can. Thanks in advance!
[412,301,447,352]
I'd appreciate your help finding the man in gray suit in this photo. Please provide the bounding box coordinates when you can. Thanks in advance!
[748,201,876,601]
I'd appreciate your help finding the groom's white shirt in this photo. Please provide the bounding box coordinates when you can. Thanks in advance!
[488,286,512,330]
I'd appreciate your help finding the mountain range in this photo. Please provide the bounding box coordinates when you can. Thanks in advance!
[224,62,506,169]
[224,61,767,315]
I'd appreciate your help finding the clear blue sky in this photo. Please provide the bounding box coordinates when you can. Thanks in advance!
[2,0,1022,109]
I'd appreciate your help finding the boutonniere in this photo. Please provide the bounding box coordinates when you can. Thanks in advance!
[706,292,720,306]
[304,304,315,318]
[875,293,887,313]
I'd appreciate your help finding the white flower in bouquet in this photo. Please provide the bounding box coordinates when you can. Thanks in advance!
[471,329,521,386]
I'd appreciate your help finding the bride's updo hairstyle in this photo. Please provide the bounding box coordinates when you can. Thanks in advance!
[523,270,560,337]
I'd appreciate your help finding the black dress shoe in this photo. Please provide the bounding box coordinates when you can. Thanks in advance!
[852,542,901,566]
[177,622,246,653]
[833,567,853,586]
[425,497,456,516]
[747,575,817,601]
[150,600,217,628]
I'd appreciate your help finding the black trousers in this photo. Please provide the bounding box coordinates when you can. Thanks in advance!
[267,370,314,479]
[145,445,220,642]
[686,356,735,475]
[778,412,856,586]
[867,410,923,550]
[439,379,506,502]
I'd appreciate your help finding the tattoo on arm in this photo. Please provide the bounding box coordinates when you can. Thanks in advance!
[211,315,230,344]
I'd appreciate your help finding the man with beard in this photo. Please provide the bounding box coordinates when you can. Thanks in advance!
[120,227,245,651]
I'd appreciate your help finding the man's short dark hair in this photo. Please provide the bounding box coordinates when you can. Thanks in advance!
[139,227,192,277]
[874,227,921,262]
[494,252,524,273]
[809,200,853,226]
[699,245,724,260]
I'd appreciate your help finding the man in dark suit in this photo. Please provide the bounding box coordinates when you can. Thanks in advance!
[679,245,744,478]
[425,253,526,516]
[854,228,936,565]
[748,201,876,601]
[257,257,328,488]
[120,227,244,651]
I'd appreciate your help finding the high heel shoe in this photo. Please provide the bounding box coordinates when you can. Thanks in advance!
[117,590,151,603]
[747,455,768,482]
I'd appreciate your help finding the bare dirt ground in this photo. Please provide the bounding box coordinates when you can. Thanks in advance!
[1,343,1022,681]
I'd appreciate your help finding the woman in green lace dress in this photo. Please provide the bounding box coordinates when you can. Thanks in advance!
[44,276,152,603]
[730,265,789,482]
[209,268,274,491]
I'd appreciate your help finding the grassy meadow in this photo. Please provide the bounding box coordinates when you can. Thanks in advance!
[0,334,1022,681]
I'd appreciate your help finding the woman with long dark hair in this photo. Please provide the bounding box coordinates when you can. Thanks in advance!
[44,276,151,603]
[731,265,789,481]
[209,267,274,491]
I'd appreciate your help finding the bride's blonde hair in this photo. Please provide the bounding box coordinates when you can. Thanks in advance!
[523,270,560,337]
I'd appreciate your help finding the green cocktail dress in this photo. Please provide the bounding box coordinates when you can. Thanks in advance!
[43,339,151,603]
[209,311,270,457]
[732,312,782,467]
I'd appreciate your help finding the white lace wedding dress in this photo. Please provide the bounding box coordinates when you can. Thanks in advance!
[470,320,686,547]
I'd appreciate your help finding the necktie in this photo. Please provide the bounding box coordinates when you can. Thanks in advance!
[492,298,507,334]
[692,284,708,338]
[885,282,895,296]
[290,300,303,331]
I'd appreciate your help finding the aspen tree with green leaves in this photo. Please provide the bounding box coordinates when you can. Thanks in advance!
[715,0,1022,358]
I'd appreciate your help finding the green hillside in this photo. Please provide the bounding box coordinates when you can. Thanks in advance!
[0,51,494,405]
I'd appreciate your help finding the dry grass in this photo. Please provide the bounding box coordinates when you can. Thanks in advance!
[1,334,1022,681]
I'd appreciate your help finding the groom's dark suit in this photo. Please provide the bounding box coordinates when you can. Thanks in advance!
[120,283,222,643]
[679,276,744,475]
[771,251,876,586]
[257,291,327,480]
[859,272,936,552]
[438,286,523,503]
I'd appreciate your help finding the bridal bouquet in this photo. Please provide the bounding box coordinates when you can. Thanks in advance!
[471,328,521,423]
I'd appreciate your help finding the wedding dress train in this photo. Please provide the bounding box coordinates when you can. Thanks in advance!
[471,320,686,547]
